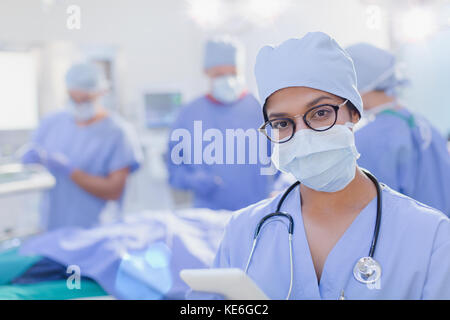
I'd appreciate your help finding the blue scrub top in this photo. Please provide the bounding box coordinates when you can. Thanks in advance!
[31,111,142,231]
[355,108,450,217]
[213,184,450,299]
[167,94,273,211]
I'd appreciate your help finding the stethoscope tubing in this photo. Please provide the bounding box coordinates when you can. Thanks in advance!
[245,169,383,299]
[365,170,382,258]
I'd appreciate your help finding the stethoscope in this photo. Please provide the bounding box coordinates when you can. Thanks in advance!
[244,169,383,300]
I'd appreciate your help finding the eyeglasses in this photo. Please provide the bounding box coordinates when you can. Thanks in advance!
[258,100,348,143]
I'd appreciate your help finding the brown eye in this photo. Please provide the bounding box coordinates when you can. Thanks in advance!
[305,105,338,131]
[311,107,332,119]
[271,119,290,130]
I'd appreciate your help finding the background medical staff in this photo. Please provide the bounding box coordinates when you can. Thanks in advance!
[347,43,450,216]
[166,37,273,211]
[22,63,143,230]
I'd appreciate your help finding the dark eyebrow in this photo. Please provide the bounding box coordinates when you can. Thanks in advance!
[267,95,338,119]
[305,95,337,107]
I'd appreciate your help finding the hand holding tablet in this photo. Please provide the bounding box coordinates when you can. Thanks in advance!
[180,268,270,300]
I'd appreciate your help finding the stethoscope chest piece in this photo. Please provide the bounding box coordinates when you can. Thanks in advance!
[353,257,382,284]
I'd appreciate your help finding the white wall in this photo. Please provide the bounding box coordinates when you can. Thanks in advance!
[0,0,391,119]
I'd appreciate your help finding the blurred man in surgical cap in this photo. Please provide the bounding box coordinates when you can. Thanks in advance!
[347,43,450,216]
[166,36,273,211]
[22,62,143,230]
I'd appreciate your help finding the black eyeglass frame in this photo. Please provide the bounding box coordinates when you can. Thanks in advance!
[258,100,347,144]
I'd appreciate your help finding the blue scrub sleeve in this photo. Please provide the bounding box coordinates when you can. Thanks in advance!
[21,114,58,164]
[422,219,450,299]
[107,128,143,174]
[167,162,219,196]
[166,117,219,195]
[21,148,41,164]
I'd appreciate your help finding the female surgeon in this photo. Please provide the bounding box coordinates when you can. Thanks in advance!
[211,32,450,299]
[22,63,142,231]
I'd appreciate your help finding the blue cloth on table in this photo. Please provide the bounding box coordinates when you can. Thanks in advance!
[19,209,232,299]
[11,258,68,284]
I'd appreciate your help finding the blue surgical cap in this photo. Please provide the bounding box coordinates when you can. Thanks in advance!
[346,43,407,96]
[204,37,242,70]
[65,63,107,92]
[254,32,363,117]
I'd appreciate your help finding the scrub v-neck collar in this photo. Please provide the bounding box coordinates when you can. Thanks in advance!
[285,184,378,299]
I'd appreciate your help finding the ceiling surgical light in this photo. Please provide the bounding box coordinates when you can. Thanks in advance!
[185,0,291,32]
[242,0,290,26]
[397,7,438,42]
[186,0,224,29]
[365,4,383,30]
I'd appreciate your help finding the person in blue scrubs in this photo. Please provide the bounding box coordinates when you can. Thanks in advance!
[208,33,450,299]
[167,37,273,211]
[346,43,450,217]
[22,63,142,231]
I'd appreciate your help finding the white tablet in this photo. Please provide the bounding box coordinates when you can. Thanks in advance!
[180,268,270,300]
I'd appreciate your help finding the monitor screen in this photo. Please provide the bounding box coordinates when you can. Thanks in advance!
[144,92,182,128]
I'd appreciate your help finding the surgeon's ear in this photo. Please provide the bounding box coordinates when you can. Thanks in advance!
[352,110,360,124]
[346,102,360,124]
[342,104,359,131]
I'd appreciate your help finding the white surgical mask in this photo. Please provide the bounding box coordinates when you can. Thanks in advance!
[67,99,96,122]
[211,75,244,104]
[271,123,360,192]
